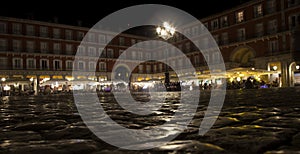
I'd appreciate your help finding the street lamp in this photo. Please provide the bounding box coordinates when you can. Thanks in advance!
[1,77,6,97]
[156,22,176,40]
[156,22,176,89]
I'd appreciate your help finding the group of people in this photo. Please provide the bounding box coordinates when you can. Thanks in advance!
[227,77,279,90]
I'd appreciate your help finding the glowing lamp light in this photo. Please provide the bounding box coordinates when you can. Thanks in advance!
[273,66,278,71]
[296,65,300,70]
[156,22,176,40]
[1,78,6,82]
[3,85,10,91]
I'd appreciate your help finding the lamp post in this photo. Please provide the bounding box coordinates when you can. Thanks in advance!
[1,77,6,97]
[156,22,175,88]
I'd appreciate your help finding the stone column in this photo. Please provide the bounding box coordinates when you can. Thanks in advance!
[281,61,289,87]
[36,75,40,95]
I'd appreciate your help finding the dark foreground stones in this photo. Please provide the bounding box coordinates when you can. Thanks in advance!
[1,87,300,153]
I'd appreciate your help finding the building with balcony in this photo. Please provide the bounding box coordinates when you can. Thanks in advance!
[0,0,299,94]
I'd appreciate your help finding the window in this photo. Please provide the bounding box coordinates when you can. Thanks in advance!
[98,34,106,43]
[66,61,73,70]
[159,63,163,72]
[236,11,244,23]
[13,40,22,52]
[53,43,61,54]
[89,62,96,71]
[0,39,7,51]
[0,57,8,69]
[213,35,219,45]
[65,30,73,40]
[88,33,95,42]
[204,54,210,64]
[26,25,34,36]
[203,22,209,30]
[107,48,114,58]
[254,4,263,18]
[66,44,73,55]
[237,28,246,41]
[153,65,157,73]
[99,62,106,71]
[78,61,85,70]
[185,42,191,52]
[54,60,62,70]
[267,0,276,14]
[119,49,124,57]
[192,26,199,36]
[289,15,300,29]
[40,59,49,69]
[146,65,151,73]
[255,23,264,37]
[12,23,22,34]
[40,26,48,37]
[119,37,125,46]
[77,46,85,55]
[26,58,36,69]
[88,47,97,56]
[194,55,200,66]
[40,42,48,53]
[0,22,7,33]
[77,31,85,40]
[184,28,191,37]
[138,65,143,73]
[221,32,228,45]
[53,28,61,39]
[211,19,219,30]
[131,39,136,45]
[26,41,35,52]
[106,35,113,44]
[13,58,22,69]
[269,40,279,52]
[288,0,299,7]
[268,19,277,34]
[136,52,142,60]
[212,52,221,64]
[220,16,228,27]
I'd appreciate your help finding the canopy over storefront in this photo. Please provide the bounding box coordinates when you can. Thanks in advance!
[226,67,277,78]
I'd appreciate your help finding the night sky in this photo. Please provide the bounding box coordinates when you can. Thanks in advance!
[1,0,246,27]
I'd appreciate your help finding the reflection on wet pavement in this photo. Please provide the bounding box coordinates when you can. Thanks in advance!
[1,87,300,153]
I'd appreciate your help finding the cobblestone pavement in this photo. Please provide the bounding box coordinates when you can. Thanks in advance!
[1,87,300,154]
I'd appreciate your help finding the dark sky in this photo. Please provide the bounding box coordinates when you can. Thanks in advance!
[1,0,246,28]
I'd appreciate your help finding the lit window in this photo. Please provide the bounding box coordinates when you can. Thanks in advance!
[236,11,244,23]
[254,4,263,17]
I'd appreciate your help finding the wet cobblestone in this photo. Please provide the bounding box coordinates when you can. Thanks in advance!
[1,87,300,154]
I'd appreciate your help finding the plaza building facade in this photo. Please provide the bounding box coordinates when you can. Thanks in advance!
[0,0,300,94]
